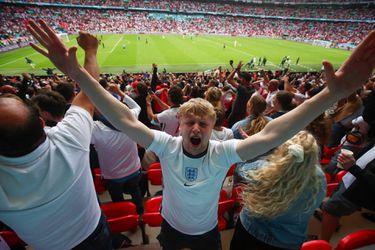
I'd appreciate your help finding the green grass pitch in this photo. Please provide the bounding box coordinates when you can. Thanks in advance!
[0,34,351,75]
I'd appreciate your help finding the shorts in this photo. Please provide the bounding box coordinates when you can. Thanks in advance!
[322,183,360,217]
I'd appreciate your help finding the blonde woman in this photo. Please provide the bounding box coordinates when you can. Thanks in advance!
[230,131,326,250]
[232,95,272,139]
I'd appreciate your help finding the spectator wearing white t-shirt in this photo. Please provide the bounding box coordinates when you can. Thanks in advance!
[143,86,184,169]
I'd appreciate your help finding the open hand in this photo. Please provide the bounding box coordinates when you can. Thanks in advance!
[323,31,375,98]
[27,20,81,75]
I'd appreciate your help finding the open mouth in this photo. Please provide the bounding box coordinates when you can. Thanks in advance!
[190,137,201,146]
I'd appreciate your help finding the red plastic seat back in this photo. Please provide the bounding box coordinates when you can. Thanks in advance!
[218,199,235,231]
[143,196,163,227]
[325,172,332,184]
[147,169,163,185]
[101,201,137,219]
[301,240,331,250]
[326,183,339,197]
[107,215,139,234]
[148,162,161,171]
[226,164,236,177]
[320,145,341,165]
[231,185,244,204]
[219,189,228,202]
[333,170,347,183]
[93,168,106,194]
[0,231,25,247]
[145,196,162,213]
[335,230,375,250]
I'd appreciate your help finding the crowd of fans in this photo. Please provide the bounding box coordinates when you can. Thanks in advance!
[1,45,375,249]
[4,0,375,21]
[1,4,374,49]
[1,18,375,249]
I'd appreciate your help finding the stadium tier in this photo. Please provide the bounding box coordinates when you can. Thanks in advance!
[0,0,374,73]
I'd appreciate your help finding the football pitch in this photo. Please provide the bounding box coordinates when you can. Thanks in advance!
[0,34,351,75]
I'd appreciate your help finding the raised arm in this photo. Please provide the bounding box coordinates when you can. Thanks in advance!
[77,31,100,81]
[237,31,375,161]
[282,74,297,93]
[146,94,158,123]
[70,31,100,116]
[107,83,141,117]
[226,61,242,88]
[150,63,159,92]
[27,20,154,148]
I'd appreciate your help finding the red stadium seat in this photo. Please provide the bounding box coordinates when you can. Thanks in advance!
[335,230,375,250]
[148,162,161,171]
[106,215,139,234]
[326,183,339,197]
[301,240,331,250]
[333,170,347,183]
[93,168,106,194]
[0,231,26,247]
[325,172,332,184]
[218,199,235,231]
[143,196,163,227]
[147,169,163,186]
[231,186,244,204]
[100,201,139,233]
[147,162,163,186]
[219,189,228,202]
[320,145,341,165]
[101,201,137,219]
[226,164,236,177]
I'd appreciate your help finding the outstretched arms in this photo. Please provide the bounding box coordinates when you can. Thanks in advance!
[237,30,375,161]
[27,20,154,148]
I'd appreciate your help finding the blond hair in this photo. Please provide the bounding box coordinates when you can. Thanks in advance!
[205,87,222,108]
[178,98,216,122]
[244,95,268,136]
[242,131,322,218]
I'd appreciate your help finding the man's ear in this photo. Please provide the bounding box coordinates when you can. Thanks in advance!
[39,116,45,128]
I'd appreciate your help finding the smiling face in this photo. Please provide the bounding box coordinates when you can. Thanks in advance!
[179,113,215,156]
[178,98,216,156]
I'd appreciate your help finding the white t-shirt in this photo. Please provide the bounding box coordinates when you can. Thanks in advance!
[148,130,242,235]
[265,90,278,113]
[211,127,234,141]
[157,107,180,136]
[0,106,100,250]
[91,121,141,179]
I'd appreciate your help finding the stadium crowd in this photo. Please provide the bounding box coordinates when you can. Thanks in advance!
[0,2,375,250]
[1,21,375,249]
[4,0,375,20]
[1,4,374,49]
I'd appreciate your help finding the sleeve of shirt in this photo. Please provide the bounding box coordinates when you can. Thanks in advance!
[123,95,141,118]
[148,130,178,159]
[216,139,243,168]
[156,109,168,123]
[48,105,93,151]
[91,122,100,145]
